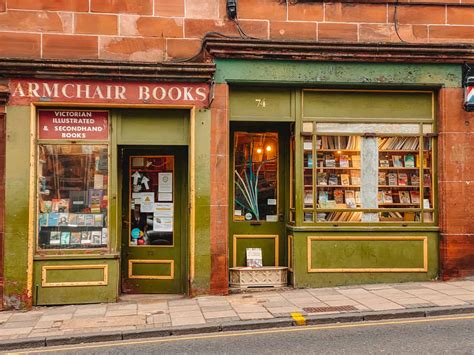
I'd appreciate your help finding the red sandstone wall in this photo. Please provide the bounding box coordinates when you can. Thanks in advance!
[439,88,474,279]
[0,111,5,308]
[0,0,473,61]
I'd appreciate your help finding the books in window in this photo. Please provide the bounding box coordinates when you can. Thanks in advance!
[350,171,361,185]
[398,173,408,186]
[410,191,421,204]
[410,174,420,186]
[334,189,344,204]
[382,191,393,203]
[423,173,432,186]
[339,155,350,168]
[351,155,361,168]
[319,211,362,222]
[378,172,386,185]
[317,172,328,185]
[392,155,403,167]
[404,154,415,168]
[399,191,411,204]
[380,159,390,167]
[388,173,398,186]
[340,174,350,186]
[345,190,356,208]
[378,137,419,150]
[324,154,336,167]
[328,174,338,185]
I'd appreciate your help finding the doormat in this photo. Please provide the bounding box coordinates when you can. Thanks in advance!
[302,305,357,313]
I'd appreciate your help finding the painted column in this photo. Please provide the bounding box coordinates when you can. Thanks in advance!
[361,136,379,222]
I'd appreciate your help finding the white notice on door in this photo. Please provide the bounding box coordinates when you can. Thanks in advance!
[153,203,173,217]
[140,192,154,213]
[153,216,173,232]
[158,172,173,193]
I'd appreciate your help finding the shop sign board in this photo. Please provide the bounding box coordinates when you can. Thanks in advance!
[38,110,109,140]
[8,79,210,107]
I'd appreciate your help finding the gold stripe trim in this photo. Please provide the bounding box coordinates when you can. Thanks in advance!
[288,235,294,272]
[307,236,428,273]
[128,259,174,280]
[232,234,279,268]
[41,264,109,287]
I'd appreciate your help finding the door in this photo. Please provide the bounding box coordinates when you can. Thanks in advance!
[229,123,290,269]
[121,147,187,294]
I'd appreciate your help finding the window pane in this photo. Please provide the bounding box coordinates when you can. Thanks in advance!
[38,145,108,249]
[234,132,278,222]
[129,156,174,246]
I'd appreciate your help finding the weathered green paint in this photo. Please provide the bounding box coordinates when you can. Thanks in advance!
[120,146,187,294]
[116,109,189,145]
[229,87,295,122]
[4,106,31,309]
[229,123,291,269]
[33,259,118,305]
[290,231,438,288]
[215,60,461,88]
[303,91,433,120]
[192,109,212,293]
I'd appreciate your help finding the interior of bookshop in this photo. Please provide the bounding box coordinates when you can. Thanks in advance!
[302,125,434,224]
[37,144,109,249]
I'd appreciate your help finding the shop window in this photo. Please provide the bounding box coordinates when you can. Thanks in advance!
[302,123,435,224]
[37,144,109,249]
[233,132,278,222]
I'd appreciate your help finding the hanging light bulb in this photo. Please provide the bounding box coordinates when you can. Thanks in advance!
[266,145,272,152]
[256,148,263,154]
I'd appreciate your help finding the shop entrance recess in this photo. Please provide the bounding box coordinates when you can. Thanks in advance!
[229,123,291,269]
[120,147,187,294]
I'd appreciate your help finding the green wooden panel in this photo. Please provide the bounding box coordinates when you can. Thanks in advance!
[33,260,119,305]
[230,87,294,121]
[234,237,277,267]
[303,91,433,120]
[215,59,461,88]
[131,262,172,277]
[117,109,189,145]
[310,239,425,269]
[46,267,106,283]
[291,230,438,288]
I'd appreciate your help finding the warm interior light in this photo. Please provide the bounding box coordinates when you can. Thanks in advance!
[337,150,342,154]
[256,148,263,154]
[266,145,272,152]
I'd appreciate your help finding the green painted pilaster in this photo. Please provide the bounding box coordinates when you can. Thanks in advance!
[4,105,31,308]
[192,108,212,293]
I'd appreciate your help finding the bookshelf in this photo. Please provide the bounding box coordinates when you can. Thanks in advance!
[302,131,435,224]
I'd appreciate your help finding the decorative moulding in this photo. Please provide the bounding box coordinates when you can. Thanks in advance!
[229,266,288,288]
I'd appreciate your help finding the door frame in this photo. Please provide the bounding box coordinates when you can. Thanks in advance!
[118,145,189,294]
[229,122,292,269]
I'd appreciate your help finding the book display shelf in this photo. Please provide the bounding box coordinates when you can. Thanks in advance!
[37,144,109,249]
[301,126,435,224]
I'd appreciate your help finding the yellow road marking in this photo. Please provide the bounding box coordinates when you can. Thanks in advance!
[291,312,306,326]
[8,314,474,354]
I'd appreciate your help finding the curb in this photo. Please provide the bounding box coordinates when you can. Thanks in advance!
[1,305,474,351]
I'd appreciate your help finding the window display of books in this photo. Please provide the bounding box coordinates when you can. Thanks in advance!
[37,144,109,249]
[311,135,361,222]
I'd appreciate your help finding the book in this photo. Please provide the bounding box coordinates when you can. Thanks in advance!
[81,231,92,244]
[70,191,87,213]
[423,198,431,209]
[48,213,59,226]
[76,214,85,226]
[345,190,356,208]
[398,173,408,186]
[404,154,415,168]
[328,174,338,185]
[340,174,350,186]
[70,232,81,244]
[88,189,104,213]
[380,159,390,167]
[410,174,420,186]
[39,213,48,227]
[306,154,313,168]
[67,213,78,226]
[423,173,432,186]
[304,191,313,206]
[392,155,403,167]
[355,191,361,204]
[60,232,71,245]
[58,213,68,226]
[351,155,361,168]
[49,231,60,245]
[317,172,328,185]
[91,231,102,244]
[94,214,104,227]
[388,173,398,186]
[416,155,429,168]
[350,171,360,185]
[85,214,94,227]
[40,200,52,213]
[377,191,384,204]
[382,191,393,203]
[101,228,108,245]
[324,154,336,167]
[318,191,329,205]
[399,191,411,204]
[52,198,69,213]
[410,191,421,204]
[334,189,344,204]
[339,155,349,168]
[378,172,386,185]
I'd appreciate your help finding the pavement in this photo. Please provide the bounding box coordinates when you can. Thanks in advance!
[1,279,474,350]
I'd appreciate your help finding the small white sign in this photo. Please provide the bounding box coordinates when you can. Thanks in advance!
[158,172,173,193]
[140,192,154,213]
[158,192,172,202]
[153,203,173,217]
[153,216,173,232]
[246,248,263,268]
[267,198,277,206]
[266,215,278,222]
[303,141,313,150]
